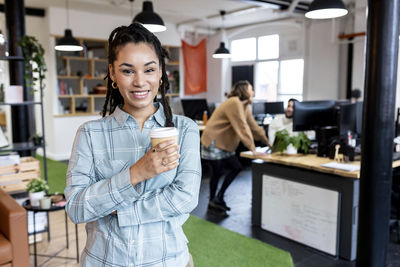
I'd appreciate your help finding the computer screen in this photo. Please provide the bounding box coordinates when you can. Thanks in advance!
[181,99,209,121]
[252,102,266,115]
[355,101,363,135]
[293,100,337,131]
[337,103,357,135]
[265,101,284,115]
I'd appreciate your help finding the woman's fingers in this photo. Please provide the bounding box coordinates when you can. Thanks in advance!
[163,159,179,171]
[154,139,176,152]
[161,153,181,166]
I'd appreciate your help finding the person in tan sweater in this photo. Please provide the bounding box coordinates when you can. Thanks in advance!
[201,80,270,216]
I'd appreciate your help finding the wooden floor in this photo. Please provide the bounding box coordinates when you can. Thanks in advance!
[29,210,86,267]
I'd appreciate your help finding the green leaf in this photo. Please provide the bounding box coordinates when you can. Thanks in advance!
[26,178,49,193]
[273,130,311,154]
[19,35,47,94]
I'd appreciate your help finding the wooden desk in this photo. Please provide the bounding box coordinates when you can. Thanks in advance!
[241,152,400,179]
[240,152,400,261]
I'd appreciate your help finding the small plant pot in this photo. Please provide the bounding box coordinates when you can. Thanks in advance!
[285,143,298,155]
[40,196,52,209]
[29,191,45,207]
[31,136,43,146]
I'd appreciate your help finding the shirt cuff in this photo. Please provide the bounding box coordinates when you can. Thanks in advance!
[111,167,142,203]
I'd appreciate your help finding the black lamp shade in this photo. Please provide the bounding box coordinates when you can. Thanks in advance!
[133,1,166,33]
[305,0,348,19]
[213,42,231,59]
[55,29,83,51]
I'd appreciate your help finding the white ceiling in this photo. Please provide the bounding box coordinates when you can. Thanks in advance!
[23,0,353,31]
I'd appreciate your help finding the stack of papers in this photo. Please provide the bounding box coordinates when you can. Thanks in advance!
[321,162,360,172]
[255,146,271,154]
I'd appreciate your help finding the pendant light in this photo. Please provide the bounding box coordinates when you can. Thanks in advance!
[133,1,166,33]
[55,0,83,51]
[305,0,348,19]
[213,11,231,59]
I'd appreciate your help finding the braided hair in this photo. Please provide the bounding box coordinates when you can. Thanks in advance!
[102,23,174,127]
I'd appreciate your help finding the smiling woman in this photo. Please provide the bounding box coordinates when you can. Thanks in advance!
[109,42,161,118]
[64,23,200,267]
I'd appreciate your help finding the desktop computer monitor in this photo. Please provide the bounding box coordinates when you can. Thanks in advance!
[293,100,337,131]
[265,101,284,115]
[337,103,357,135]
[181,99,209,121]
[355,101,363,135]
[252,101,266,115]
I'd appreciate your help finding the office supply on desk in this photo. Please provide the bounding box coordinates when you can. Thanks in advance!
[321,162,360,172]
[255,146,271,154]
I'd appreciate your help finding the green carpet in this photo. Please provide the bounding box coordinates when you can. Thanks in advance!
[183,215,293,267]
[37,156,68,194]
[39,156,294,266]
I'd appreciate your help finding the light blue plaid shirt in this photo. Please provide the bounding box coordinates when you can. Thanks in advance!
[65,103,201,267]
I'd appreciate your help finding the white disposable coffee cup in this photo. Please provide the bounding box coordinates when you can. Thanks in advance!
[150,127,178,149]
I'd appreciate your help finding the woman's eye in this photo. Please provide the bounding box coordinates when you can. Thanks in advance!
[122,69,134,74]
[146,68,156,73]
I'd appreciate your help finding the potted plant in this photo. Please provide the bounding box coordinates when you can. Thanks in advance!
[29,133,44,146]
[26,178,49,207]
[19,36,47,93]
[273,129,311,155]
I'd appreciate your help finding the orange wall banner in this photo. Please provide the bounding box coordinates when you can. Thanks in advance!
[181,39,207,95]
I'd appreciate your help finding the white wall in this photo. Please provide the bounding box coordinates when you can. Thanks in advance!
[304,19,340,100]
[206,31,226,103]
[351,0,400,117]
[352,0,367,98]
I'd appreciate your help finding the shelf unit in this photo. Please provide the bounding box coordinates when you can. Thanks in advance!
[0,56,48,187]
[56,38,108,116]
[164,46,180,95]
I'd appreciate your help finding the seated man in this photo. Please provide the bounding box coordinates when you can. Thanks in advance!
[268,98,315,144]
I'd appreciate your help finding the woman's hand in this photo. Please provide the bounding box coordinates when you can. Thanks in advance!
[129,139,180,186]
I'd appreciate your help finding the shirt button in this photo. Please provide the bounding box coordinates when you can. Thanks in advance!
[131,240,135,244]
[129,264,134,267]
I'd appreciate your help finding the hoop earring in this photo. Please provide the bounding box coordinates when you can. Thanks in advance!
[112,81,118,89]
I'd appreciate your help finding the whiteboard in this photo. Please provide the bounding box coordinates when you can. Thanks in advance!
[261,174,339,256]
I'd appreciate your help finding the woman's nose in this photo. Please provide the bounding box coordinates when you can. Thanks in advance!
[133,72,145,87]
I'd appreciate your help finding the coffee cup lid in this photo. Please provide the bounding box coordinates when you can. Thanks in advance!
[150,127,178,138]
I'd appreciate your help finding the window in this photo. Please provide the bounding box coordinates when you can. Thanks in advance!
[231,38,256,62]
[258,34,279,60]
[279,59,304,102]
[231,34,303,102]
[255,61,279,101]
